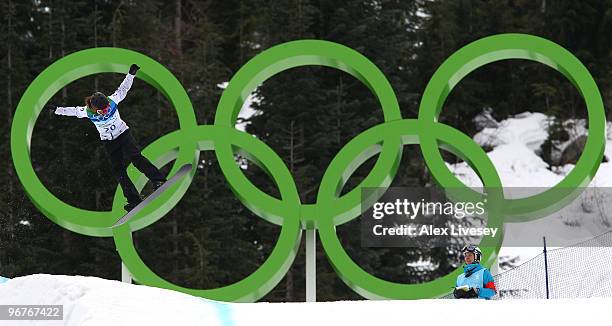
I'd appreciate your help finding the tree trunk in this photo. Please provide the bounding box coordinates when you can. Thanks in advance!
[172,0,182,281]
[60,3,67,100]
[336,77,343,145]
[7,0,14,242]
[239,0,244,63]
[285,120,296,301]
[111,1,124,47]
[94,0,98,90]
[172,210,179,280]
[48,0,53,59]
[175,0,182,57]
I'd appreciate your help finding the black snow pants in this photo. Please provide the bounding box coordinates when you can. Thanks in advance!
[103,129,165,205]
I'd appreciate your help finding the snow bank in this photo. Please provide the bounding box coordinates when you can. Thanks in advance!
[232,298,612,325]
[0,274,225,326]
[452,112,563,188]
[474,111,549,152]
[0,274,610,326]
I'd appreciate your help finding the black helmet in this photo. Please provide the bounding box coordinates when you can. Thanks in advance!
[89,92,109,110]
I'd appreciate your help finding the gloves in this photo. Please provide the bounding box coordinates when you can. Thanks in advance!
[464,287,479,298]
[129,64,140,75]
[453,288,465,298]
[44,104,57,112]
[453,286,479,299]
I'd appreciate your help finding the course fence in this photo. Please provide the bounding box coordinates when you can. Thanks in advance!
[441,231,612,299]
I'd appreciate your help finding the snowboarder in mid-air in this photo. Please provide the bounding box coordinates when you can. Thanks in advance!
[453,245,497,300]
[46,64,166,212]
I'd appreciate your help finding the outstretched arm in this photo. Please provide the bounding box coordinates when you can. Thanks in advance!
[53,105,88,118]
[109,64,140,105]
[108,74,135,105]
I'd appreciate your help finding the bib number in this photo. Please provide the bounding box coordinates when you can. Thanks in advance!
[105,124,117,139]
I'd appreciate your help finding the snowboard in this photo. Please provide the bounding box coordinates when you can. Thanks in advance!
[111,164,192,228]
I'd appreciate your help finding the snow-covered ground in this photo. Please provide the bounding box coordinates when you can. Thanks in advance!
[0,274,610,326]
[0,275,226,325]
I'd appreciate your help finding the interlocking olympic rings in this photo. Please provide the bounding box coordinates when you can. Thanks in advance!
[11,33,605,302]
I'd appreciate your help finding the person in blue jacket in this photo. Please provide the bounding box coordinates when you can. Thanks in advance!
[454,244,497,299]
[0,276,9,284]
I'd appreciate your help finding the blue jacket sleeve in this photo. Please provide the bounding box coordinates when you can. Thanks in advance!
[479,269,497,299]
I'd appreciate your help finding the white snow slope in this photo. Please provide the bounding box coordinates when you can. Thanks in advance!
[0,274,610,326]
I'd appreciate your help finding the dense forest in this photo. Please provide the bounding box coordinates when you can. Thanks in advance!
[0,0,611,301]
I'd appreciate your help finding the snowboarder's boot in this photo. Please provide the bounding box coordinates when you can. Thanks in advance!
[124,195,144,212]
[152,179,167,191]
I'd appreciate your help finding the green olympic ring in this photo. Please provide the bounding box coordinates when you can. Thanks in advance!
[10,33,605,302]
[10,48,199,237]
[418,34,606,222]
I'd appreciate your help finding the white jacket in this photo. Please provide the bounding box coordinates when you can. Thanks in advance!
[55,73,135,140]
